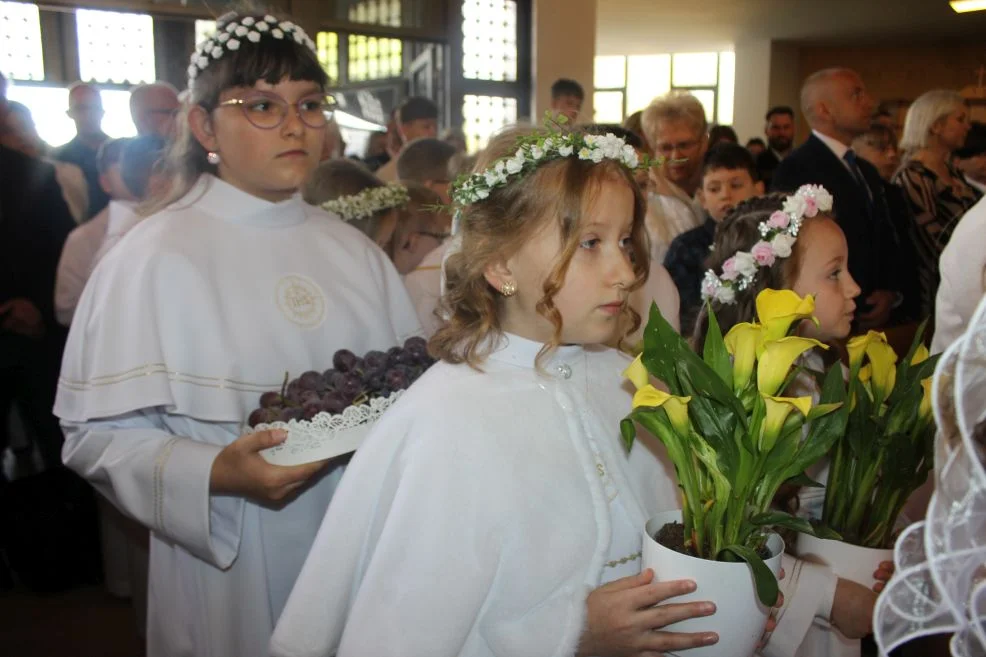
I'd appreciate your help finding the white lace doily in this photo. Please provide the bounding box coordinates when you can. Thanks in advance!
[874,297,986,656]
[253,391,403,466]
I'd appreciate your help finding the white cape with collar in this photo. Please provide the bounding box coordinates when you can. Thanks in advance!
[56,174,421,657]
[270,336,681,657]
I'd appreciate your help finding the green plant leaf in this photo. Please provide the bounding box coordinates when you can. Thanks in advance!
[785,472,824,488]
[749,510,815,535]
[808,523,843,540]
[620,417,637,453]
[703,305,733,387]
[806,402,843,421]
[719,544,779,606]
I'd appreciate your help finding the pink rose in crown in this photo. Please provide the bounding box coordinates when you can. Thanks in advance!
[767,211,790,229]
[751,241,776,266]
[721,256,740,281]
[802,196,819,218]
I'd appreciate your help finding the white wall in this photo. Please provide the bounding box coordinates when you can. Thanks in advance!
[732,39,771,143]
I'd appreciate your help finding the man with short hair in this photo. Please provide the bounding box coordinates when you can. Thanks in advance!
[129,81,180,139]
[376,96,439,182]
[54,82,110,218]
[773,68,905,331]
[756,106,795,188]
[550,78,584,124]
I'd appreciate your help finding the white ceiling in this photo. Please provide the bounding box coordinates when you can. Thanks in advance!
[596,0,986,54]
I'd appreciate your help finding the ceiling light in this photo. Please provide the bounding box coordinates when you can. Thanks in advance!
[951,0,986,13]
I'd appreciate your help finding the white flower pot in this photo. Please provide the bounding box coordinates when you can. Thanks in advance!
[642,510,784,657]
[796,532,893,589]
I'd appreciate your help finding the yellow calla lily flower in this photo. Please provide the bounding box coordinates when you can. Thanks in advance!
[756,289,817,342]
[724,322,762,392]
[757,336,827,397]
[847,331,889,369]
[864,338,898,405]
[623,354,650,390]
[632,385,692,434]
[918,377,932,421]
[858,364,872,383]
[911,344,930,366]
[761,394,813,451]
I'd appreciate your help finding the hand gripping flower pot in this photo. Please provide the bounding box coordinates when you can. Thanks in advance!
[798,329,938,588]
[622,284,850,657]
[643,509,784,657]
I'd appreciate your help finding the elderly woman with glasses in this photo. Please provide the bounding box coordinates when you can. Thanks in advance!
[640,92,708,264]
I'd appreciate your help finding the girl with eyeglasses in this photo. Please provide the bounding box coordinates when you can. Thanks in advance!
[55,12,420,657]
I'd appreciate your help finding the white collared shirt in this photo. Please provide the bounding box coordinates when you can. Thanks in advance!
[811,129,853,173]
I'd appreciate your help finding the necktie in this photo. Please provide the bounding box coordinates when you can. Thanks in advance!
[843,149,875,216]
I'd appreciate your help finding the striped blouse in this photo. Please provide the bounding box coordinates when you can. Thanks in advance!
[893,160,982,318]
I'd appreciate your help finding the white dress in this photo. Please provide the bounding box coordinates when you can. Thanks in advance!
[56,174,421,657]
[270,335,682,657]
[933,195,986,354]
[89,198,142,274]
[402,239,447,337]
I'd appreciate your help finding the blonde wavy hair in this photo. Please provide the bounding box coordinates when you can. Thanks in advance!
[430,125,649,369]
[899,89,967,154]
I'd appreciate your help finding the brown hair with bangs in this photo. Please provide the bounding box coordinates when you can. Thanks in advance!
[691,193,827,347]
[143,7,330,216]
[430,126,649,369]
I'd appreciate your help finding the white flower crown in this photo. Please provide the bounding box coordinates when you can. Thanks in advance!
[321,184,410,222]
[187,14,317,86]
[450,131,641,206]
[700,184,835,306]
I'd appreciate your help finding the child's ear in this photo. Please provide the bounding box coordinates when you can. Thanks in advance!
[188,105,219,154]
[483,259,513,293]
[755,181,765,195]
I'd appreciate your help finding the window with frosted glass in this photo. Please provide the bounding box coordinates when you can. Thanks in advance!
[594,56,625,90]
[348,34,402,82]
[462,0,517,82]
[317,32,339,85]
[593,91,623,124]
[195,19,217,48]
[626,54,670,114]
[348,0,402,27]
[0,0,44,81]
[671,52,718,88]
[77,8,155,85]
[463,94,516,153]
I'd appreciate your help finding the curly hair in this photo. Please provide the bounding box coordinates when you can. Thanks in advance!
[691,193,826,347]
[430,126,649,369]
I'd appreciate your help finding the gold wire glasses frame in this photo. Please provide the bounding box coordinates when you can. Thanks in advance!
[216,93,338,130]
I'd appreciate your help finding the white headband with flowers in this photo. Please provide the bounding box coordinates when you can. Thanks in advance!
[450,131,641,206]
[187,15,317,87]
[700,184,834,305]
[321,184,410,222]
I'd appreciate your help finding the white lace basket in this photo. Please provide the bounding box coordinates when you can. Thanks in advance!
[251,391,404,466]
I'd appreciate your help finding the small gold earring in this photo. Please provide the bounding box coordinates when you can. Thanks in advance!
[500,281,517,296]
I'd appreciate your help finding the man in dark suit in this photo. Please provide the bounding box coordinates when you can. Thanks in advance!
[755,106,795,189]
[0,143,76,472]
[772,68,902,330]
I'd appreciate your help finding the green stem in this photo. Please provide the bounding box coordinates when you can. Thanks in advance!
[823,438,846,524]
[845,453,884,537]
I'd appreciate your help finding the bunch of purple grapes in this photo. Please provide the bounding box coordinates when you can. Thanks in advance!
[248,336,434,426]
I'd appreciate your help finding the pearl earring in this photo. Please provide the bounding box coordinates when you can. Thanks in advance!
[207,151,221,165]
[500,281,517,297]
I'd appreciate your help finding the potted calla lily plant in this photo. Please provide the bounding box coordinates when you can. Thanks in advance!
[797,328,938,588]
[622,289,849,657]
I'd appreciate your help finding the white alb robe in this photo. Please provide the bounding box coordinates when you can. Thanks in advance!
[56,174,421,657]
[402,239,447,337]
[271,336,682,657]
[933,195,986,354]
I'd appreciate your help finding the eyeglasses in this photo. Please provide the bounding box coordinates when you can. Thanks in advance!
[655,140,700,157]
[216,92,337,130]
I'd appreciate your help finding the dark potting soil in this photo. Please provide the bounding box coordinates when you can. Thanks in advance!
[654,522,771,559]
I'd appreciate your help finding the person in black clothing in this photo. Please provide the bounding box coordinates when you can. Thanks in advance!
[772,68,905,331]
[665,143,764,334]
[756,106,796,189]
[53,83,109,220]
[0,143,77,472]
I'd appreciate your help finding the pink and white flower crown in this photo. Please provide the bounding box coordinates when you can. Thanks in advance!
[700,184,834,305]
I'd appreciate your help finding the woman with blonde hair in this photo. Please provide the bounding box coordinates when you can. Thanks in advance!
[893,89,982,318]
[640,92,707,263]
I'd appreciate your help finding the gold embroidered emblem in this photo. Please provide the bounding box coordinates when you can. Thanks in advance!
[276,274,326,329]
